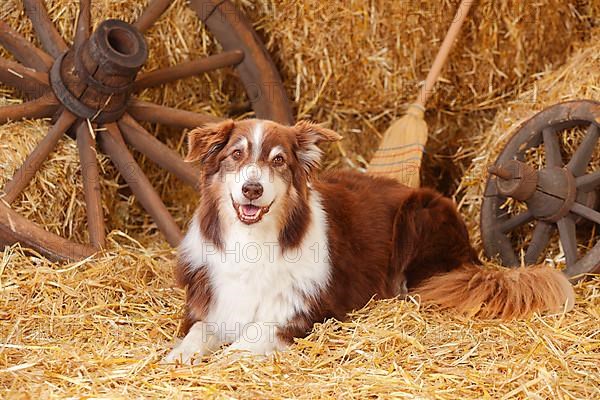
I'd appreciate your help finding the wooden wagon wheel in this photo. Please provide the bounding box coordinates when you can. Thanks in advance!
[0,0,294,261]
[481,100,600,279]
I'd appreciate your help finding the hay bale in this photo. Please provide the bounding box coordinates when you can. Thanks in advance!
[241,0,597,188]
[456,29,600,265]
[1,0,595,244]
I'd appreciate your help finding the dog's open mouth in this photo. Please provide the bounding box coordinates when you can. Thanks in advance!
[232,199,272,224]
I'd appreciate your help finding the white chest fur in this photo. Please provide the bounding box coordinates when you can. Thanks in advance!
[179,191,331,345]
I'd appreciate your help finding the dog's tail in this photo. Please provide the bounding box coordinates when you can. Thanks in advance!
[413,263,575,319]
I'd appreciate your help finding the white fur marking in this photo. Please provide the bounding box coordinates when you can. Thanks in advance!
[236,137,248,152]
[229,163,279,208]
[252,122,264,161]
[178,190,331,358]
[298,142,322,173]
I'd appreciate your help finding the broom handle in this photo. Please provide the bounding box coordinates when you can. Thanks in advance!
[415,0,474,107]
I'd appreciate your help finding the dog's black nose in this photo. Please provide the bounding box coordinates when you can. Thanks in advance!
[242,182,263,200]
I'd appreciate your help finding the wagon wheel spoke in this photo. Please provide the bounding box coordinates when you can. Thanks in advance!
[98,123,183,246]
[128,98,223,129]
[1,110,77,204]
[0,57,49,97]
[497,210,534,233]
[576,170,600,193]
[571,202,600,225]
[73,0,92,51]
[0,21,54,71]
[524,221,554,264]
[0,94,59,124]
[75,121,105,249]
[117,114,199,187]
[134,50,244,90]
[133,0,173,33]
[557,217,578,267]
[566,124,599,177]
[542,127,562,167]
[495,233,519,266]
[23,0,69,58]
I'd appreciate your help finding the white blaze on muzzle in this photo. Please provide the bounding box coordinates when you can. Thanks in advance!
[242,163,262,183]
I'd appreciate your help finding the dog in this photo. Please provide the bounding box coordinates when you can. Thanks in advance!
[164,119,575,364]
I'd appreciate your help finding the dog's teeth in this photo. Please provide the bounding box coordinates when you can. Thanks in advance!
[233,201,268,224]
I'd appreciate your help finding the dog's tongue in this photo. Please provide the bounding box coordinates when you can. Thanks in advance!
[241,204,260,216]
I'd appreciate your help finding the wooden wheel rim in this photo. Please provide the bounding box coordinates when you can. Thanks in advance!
[191,0,294,125]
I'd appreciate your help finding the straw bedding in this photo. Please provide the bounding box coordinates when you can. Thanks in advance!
[1,0,599,398]
[1,246,599,399]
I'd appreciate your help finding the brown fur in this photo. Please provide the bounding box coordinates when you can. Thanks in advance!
[175,260,212,335]
[276,173,465,341]
[185,119,235,165]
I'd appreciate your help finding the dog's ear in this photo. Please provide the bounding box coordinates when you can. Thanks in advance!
[185,119,235,163]
[294,120,342,173]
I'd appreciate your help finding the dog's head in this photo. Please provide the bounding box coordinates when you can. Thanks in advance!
[185,119,341,227]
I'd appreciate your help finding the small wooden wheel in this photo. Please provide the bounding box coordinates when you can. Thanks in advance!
[0,0,293,261]
[481,100,600,278]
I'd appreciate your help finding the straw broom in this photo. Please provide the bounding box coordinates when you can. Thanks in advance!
[368,0,474,187]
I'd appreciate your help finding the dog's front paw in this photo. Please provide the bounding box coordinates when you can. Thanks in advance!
[221,338,281,360]
[161,343,203,365]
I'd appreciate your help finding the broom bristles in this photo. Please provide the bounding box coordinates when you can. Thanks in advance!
[368,104,428,188]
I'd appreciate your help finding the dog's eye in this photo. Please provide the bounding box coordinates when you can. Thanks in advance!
[272,155,285,167]
[231,150,242,160]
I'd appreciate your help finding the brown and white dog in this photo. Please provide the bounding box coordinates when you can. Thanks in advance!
[164,119,575,364]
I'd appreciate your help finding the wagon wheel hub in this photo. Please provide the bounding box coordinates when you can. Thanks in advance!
[50,19,148,123]
[489,160,582,222]
[481,100,600,279]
